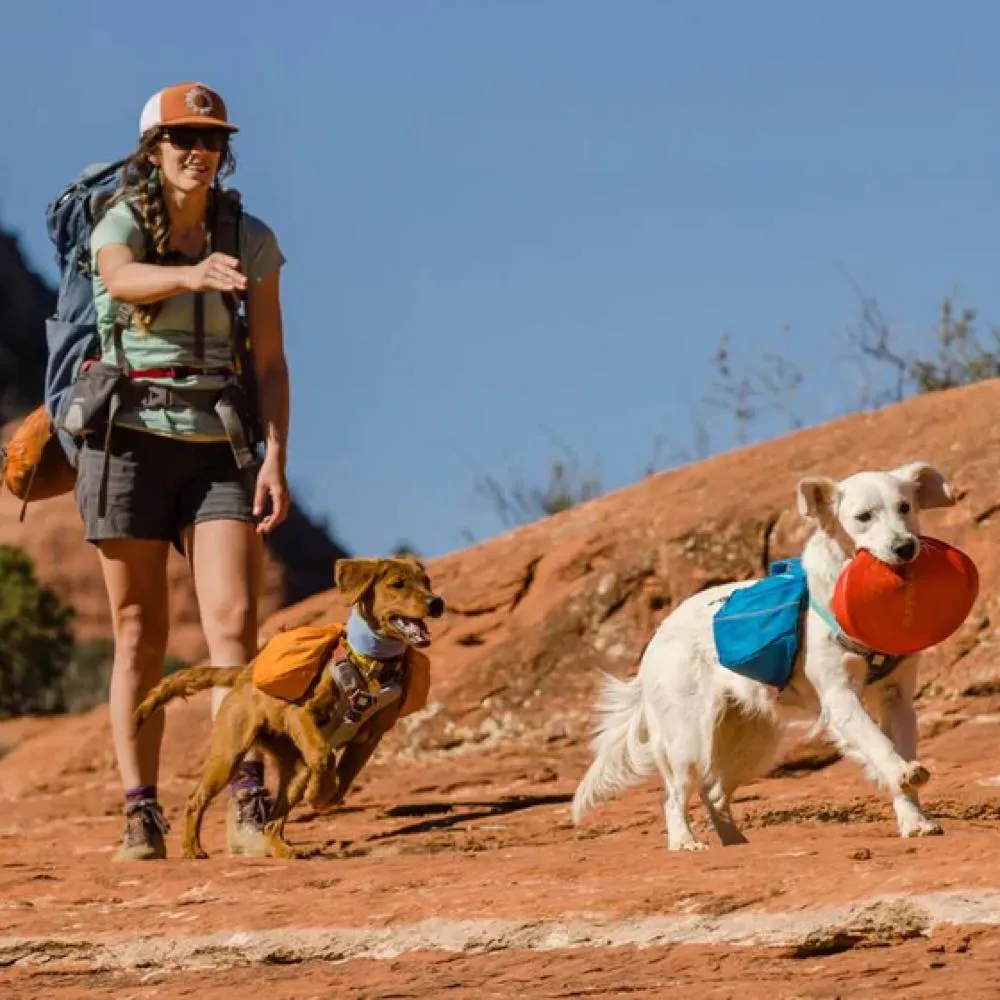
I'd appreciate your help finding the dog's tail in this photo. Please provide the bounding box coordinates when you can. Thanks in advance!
[571,671,654,824]
[132,666,243,735]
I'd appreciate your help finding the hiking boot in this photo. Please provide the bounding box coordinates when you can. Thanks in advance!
[227,785,273,857]
[113,798,168,861]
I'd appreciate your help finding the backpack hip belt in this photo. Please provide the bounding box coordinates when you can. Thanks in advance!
[85,372,257,519]
[123,378,256,466]
[128,365,233,380]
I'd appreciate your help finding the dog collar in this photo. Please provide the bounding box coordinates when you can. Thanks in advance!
[807,592,904,685]
[326,609,406,702]
[345,608,407,661]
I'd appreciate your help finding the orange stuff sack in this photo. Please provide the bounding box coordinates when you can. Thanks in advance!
[251,623,345,702]
[1,405,77,503]
[399,649,431,718]
[831,537,979,656]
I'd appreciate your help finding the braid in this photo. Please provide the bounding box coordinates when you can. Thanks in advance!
[109,131,170,330]
[130,167,172,330]
[135,166,170,259]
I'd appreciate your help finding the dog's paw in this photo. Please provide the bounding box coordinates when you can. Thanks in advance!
[901,817,944,838]
[182,844,209,860]
[900,762,931,790]
[669,838,710,852]
[266,839,304,860]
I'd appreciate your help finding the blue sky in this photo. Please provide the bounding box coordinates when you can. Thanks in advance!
[4,1,999,557]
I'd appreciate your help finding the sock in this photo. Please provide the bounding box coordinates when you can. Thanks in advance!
[230,760,265,796]
[125,784,157,806]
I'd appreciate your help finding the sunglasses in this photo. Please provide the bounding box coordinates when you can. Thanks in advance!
[161,128,230,153]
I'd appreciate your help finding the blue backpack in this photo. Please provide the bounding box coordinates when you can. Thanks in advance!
[43,157,138,467]
[711,558,809,689]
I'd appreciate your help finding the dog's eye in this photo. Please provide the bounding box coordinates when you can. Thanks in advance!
[389,579,406,589]
[898,501,911,514]
[856,510,873,523]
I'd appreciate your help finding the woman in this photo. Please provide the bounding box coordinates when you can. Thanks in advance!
[80,82,291,860]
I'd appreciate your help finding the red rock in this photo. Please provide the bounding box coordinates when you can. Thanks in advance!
[3,380,1000,995]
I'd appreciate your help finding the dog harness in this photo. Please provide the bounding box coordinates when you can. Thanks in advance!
[807,594,906,686]
[320,610,408,746]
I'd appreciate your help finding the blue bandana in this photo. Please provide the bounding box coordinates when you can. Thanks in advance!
[345,608,407,661]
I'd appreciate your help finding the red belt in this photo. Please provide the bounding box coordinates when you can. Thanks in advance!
[127,366,231,380]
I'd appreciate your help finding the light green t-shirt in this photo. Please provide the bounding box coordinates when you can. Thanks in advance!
[90,199,285,440]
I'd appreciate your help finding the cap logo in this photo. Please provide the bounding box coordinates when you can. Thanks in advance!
[184,86,216,117]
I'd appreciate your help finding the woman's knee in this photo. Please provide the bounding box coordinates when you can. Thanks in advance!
[201,594,257,651]
[112,602,169,668]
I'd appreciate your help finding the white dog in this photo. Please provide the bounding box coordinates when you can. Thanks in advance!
[572,462,956,849]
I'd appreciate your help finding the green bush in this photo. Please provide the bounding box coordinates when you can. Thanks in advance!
[59,637,189,715]
[0,546,192,718]
[59,637,115,715]
[0,545,75,718]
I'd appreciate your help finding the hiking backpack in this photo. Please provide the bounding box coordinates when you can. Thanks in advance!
[1,158,261,517]
[44,158,134,468]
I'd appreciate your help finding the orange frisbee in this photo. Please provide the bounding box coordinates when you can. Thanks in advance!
[831,537,978,656]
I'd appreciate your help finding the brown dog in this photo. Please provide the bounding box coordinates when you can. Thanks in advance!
[132,556,444,859]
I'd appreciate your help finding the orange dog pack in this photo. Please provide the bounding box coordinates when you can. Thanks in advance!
[250,622,430,717]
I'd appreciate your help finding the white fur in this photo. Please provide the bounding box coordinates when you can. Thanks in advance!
[572,461,955,849]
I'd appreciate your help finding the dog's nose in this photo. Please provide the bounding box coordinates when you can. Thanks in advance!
[427,595,445,618]
[893,538,917,562]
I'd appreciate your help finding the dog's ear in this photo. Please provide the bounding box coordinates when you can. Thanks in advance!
[394,552,427,574]
[796,476,838,521]
[335,558,382,605]
[891,461,955,510]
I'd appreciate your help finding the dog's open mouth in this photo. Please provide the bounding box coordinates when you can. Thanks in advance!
[389,615,431,647]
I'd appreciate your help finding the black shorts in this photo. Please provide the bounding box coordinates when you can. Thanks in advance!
[75,425,257,554]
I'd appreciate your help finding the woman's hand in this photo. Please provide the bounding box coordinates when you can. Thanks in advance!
[253,451,289,534]
[185,253,248,294]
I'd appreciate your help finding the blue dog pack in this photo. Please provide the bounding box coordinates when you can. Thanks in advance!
[711,558,809,689]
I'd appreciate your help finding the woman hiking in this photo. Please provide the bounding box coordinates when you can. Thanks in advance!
[79,81,291,860]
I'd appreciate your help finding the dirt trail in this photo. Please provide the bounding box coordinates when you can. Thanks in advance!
[3,689,1000,996]
[5,381,1000,996]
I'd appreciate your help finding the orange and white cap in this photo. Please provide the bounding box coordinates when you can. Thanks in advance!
[139,82,238,136]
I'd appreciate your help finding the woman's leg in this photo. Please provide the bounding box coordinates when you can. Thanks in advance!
[98,538,172,861]
[184,516,268,855]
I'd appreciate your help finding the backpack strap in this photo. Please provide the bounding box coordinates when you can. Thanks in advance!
[88,302,136,518]
[211,188,243,324]
[211,188,263,452]
[110,303,134,375]
[97,392,122,520]
[193,293,206,361]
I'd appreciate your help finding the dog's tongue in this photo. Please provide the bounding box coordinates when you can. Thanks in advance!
[391,616,430,646]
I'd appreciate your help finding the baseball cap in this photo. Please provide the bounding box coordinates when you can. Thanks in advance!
[139,82,238,136]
